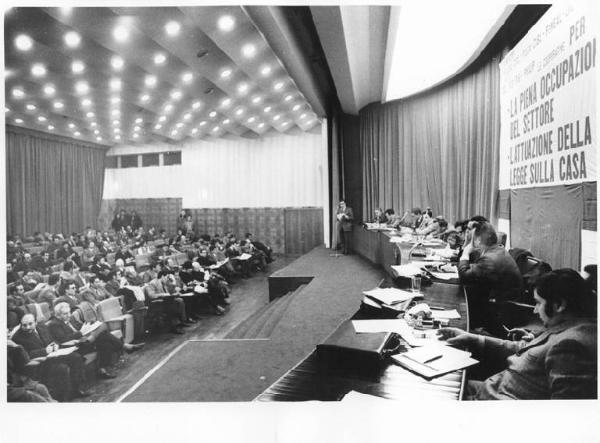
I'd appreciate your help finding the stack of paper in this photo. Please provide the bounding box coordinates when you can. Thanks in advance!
[430,271,459,280]
[351,319,444,347]
[80,321,103,336]
[431,309,461,320]
[363,287,414,305]
[392,344,478,380]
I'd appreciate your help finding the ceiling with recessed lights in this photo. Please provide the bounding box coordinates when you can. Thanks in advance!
[4,6,326,147]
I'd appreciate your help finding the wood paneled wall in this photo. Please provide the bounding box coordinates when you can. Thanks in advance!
[100,199,323,254]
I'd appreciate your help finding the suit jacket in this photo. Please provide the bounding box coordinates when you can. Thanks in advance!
[475,317,597,399]
[458,244,523,302]
[336,207,354,231]
[12,324,54,359]
[46,316,82,345]
[144,278,170,300]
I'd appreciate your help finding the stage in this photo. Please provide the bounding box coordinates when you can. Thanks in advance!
[119,246,386,402]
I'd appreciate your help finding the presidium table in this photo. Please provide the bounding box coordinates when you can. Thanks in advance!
[256,226,470,402]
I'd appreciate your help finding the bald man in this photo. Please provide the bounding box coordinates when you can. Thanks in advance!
[11,313,90,400]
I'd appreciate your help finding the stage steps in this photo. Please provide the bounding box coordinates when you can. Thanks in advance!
[226,285,306,340]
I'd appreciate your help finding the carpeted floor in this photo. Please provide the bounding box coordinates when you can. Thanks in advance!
[118,247,387,402]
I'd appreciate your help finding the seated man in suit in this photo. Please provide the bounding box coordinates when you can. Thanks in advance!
[12,313,90,400]
[7,340,55,402]
[245,233,274,263]
[458,221,523,336]
[145,270,190,334]
[438,269,597,400]
[372,208,388,224]
[47,302,141,379]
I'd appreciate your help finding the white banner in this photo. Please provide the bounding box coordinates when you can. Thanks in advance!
[499,2,597,189]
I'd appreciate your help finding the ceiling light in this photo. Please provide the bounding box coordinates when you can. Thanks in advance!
[273,81,284,91]
[171,130,178,136]
[134,126,140,132]
[170,90,182,100]
[110,96,120,104]
[15,118,24,124]
[212,126,220,132]
[221,98,232,107]
[165,21,181,36]
[115,135,121,140]
[220,69,232,79]
[110,78,122,91]
[300,113,307,119]
[235,108,244,116]
[192,101,201,110]
[282,121,289,126]
[68,123,75,129]
[182,72,193,83]
[237,82,249,95]
[86,112,95,118]
[111,56,124,70]
[247,117,255,123]
[258,123,265,128]
[74,131,81,136]
[140,94,150,102]
[153,53,166,65]
[71,60,85,74]
[113,127,121,133]
[15,34,33,51]
[90,122,97,127]
[48,125,55,130]
[112,120,120,126]
[135,117,143,124]
[292,104,301,111]
[260,65,271,76]
[96,136,102,141]
[43,85,56,96]
[241,43,256,58]
[53,102,64,109]
[199,121,207,126]
[223,119,230,125]
[37,116,47,122]
[251,96,262,104]
[164,104,174,113]
[284,95,293,101]
[176,122,184,128]
[145,75,157,87]
[81,98,92,107]
[75,81,89,95]
[31,63,46,77]
[217,15,235,32]
[94,129,100,135]
[191,128,198,134]
[25,104,36,111]
[263,106,272,113]
[209,111,217,118]
[64,31,81,48]
[113,26,129,42]
[183,113,191,120]
[5,107,9,113]
[12,88,25,98]
[155,124,162,130]
[158,116,167,122]
[133,133,139,139]
[111,109,120,117]
[273,114,281,121]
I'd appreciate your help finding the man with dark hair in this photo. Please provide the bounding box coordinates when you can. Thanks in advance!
[144,270,189,334]
[438,269,597,400]
[335,200,354,255]
[458,222,523,335]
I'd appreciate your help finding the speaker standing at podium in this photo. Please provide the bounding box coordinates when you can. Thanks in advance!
[335,201,354,255]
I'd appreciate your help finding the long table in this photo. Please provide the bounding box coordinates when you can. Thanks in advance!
[256,231,469,402]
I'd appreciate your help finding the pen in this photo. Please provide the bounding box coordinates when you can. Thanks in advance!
[423,355,443,364]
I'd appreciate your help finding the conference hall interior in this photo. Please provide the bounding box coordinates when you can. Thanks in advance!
[3,2,598,412]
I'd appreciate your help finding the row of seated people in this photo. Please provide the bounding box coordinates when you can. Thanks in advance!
[7,226,275,402]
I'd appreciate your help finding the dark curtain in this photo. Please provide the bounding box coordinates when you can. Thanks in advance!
[510,184,583,269]
[359,56,501,224]
[6,125,107,236]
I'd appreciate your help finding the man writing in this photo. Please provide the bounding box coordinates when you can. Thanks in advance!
[438,269,597,400]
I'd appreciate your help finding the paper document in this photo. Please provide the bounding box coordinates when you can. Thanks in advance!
[431,309,461,320]
[48,346,78,357]
[361,296,382,309]
[391,264,422,278]
[80,321,103,336]
[430,271,459,281]
[363,287,414,305]
[389,236,404,243]
[235,253,252,260]
[392,344,478,380]
[341,391,388,403]
[351,319,445,347]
